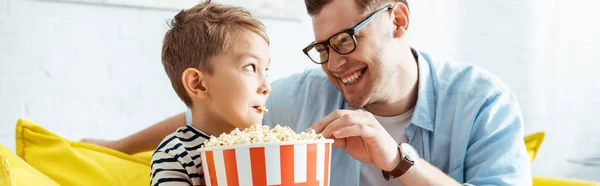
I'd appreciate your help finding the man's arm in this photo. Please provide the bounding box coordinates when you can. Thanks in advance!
[462,91,531,185]
[396,158,460,186]
[82,112,187,154]
[395,91,531,186]
[310,110,462,186]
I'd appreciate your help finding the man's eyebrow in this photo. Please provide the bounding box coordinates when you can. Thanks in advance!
[323,25,353,39]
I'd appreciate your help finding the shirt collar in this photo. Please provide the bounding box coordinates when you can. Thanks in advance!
[342,48,437,132]
[410,49,436,132]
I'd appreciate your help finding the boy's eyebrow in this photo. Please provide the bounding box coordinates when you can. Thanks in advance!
[238,53,261,60]
[238,53,270,64]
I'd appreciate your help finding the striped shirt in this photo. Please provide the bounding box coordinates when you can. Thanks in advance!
[150,125,210,186]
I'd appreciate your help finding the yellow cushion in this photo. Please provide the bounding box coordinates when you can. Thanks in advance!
[533,176,600,186]
[524,132,545,162]
[132,151,154,163]
[0,145,59,186]
[0,148,14,186]
[15,118,151,186]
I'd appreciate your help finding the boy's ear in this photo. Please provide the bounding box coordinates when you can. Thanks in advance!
[182,68,209,100]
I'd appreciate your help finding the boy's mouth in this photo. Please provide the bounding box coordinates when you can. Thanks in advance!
[252,105,268,113]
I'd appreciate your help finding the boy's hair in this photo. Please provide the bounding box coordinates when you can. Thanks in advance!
[305,0,409,16]
[162,1,269,107]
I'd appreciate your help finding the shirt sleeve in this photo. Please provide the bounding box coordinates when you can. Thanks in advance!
[150,151,192,186]
[463,91,532,185]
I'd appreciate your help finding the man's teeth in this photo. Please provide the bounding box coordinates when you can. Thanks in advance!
[341,71,362,84]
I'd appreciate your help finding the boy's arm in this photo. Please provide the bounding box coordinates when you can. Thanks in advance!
[82,112,187,154]
[150,151,193,186]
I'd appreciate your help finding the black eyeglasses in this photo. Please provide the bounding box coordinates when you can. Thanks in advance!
[302,5,392,64]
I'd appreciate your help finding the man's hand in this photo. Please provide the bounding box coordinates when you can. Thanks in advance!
[309,109,401,171]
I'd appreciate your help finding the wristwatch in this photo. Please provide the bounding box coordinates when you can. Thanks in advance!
[381,143,419,180]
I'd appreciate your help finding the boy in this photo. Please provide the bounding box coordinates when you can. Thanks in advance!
[150,1,271,185]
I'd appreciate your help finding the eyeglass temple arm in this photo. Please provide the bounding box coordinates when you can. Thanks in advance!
[352,5,393,33]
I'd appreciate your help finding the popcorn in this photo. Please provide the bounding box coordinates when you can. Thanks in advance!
[257,106,268,113]
[202,124,325,148]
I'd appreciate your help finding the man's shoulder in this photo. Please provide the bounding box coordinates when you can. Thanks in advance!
[413,52,520,132]
[264,68,345,131]
[268,68,344,107]
[270,68,335,94]
[425,53,511,99]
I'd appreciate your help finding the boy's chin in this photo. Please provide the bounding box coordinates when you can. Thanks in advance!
[235,122,261,130]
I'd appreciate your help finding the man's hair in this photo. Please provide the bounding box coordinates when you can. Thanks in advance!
[305,0,409,16]
[162,1,269,107]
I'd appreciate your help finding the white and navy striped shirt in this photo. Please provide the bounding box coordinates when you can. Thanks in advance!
[150,125,210,186]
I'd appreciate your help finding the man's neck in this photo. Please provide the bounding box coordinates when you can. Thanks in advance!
[364,48,419,117]
[190,106,235,137]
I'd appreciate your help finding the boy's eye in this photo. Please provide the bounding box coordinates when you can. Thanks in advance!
[265,68,269,77]
[243,64,256,72]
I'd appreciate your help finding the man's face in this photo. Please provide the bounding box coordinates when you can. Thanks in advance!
[311,0,400,109]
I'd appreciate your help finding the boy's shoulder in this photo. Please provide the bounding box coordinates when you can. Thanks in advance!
[155,125,211,153]
[150,125,210,185]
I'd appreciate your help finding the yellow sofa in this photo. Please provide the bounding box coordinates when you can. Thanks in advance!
[0,144,59,185]
[1,118,598,185]
[1,118,153,186]
[525,132,599,185]
[533,176,599,186]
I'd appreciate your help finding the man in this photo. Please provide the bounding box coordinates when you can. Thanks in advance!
[85,0,531,185]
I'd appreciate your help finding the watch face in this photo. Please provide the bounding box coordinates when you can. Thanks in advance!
[400,143,419,161]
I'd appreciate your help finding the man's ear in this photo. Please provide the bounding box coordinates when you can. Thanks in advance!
[391,2,410,38]
[182,68,209,100]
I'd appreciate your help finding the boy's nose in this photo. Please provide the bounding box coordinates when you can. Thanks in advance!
[258,81,271,96]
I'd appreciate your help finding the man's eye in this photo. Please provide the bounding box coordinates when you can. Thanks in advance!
[244,64,256,72]
[340,36,350,43]
[316,46,327,53]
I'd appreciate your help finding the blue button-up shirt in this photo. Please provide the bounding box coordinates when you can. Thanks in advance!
[261,50,532,185]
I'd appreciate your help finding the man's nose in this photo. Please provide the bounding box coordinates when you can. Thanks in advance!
[326,52,348,72]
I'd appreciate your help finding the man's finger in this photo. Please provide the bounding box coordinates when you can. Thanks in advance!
[320,116,353,138]
[332,124,371,139]
[331,137,346,149]
[308,110,350,133]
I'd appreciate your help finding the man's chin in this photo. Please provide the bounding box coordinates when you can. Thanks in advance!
[343,96,369,109]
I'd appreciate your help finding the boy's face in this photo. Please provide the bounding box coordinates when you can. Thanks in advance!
[204,32,271,129]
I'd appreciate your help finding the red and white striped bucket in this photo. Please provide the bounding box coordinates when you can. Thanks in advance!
[198,140,334,186]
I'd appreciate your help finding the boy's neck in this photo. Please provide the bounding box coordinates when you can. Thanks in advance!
[189,107,235,137]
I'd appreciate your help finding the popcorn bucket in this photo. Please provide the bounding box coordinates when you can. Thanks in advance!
[198,139,334,186]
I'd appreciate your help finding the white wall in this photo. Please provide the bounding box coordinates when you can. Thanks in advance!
[418,0,600,181]
[1,0,599,182]
[526,0,600,181]
[0,0,316,150]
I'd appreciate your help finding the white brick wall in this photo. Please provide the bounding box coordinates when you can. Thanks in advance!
[1,0,599,182]
[0,0,317,151]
